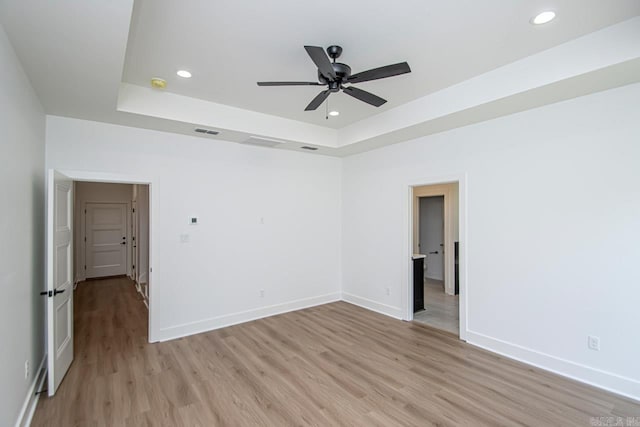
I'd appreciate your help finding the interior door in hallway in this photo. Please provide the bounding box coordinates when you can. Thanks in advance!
[46,170,74,396]
[419,196,445,281]
[85,203,127,278]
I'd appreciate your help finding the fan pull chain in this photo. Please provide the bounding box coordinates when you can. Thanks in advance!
[326,98,329,120]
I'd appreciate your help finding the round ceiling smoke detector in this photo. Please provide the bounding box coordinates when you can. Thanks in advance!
[151,77,167,89]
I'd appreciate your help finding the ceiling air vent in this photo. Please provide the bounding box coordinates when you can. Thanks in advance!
[300,146,318,151]
[194,128,219,135]
[241,136,284,148]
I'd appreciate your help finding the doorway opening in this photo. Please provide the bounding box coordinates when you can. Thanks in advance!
[46,170,152,396]
[73,182,150,307]
[410,182,460,335]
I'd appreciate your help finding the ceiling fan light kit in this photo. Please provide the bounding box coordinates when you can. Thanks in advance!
[257,45,411,111]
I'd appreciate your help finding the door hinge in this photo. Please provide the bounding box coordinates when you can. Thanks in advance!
[84,209,87,214]
[132,208,135,213]
[84,265,86,270]
[84,236,86,242]
[133,264,135,269]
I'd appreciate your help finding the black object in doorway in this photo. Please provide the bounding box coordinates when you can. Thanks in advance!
[413,256,425,312]
[454,241,459,295]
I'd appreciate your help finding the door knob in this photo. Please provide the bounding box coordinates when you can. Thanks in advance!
[429,251,439,254]
[54,289,65,295]
[121,241,126,245]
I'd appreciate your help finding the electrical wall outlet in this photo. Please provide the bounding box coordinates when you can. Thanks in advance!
[385,287,390,296]
[260,289,265,298]
[588,335,600,351]
[24,360,29,380]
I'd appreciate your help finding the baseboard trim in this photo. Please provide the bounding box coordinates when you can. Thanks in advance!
[466,330,640,402]
[157,292,342,342]
[341,292,404,319]
[14,354,47,427]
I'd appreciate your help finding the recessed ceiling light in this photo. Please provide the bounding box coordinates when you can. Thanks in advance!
[329,111,340,116]
[531,11,556,25]
[177,70,192,78]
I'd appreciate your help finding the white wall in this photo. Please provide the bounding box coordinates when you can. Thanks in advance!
[74,182,133,281]
[342,83,640,399]
[0,24,46,426]
[76,182,132,203]
[46,117,342,341]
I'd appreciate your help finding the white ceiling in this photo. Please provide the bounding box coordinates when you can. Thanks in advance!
[1,0,639,156]
[0,0,133,120]
[122,0,640,129]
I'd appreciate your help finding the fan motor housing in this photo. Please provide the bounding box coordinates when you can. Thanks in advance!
[318,62,352,84]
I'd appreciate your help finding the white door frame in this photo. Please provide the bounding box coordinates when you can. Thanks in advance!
[131,197,138,285]
[405,173,468,342]
[54,170,158,342]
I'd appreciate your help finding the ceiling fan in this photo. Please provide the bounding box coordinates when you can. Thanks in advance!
[257,45,411,111]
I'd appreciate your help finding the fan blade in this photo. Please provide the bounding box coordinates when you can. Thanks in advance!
[305,90,331,111]
[304,46,337,81]
[346,62,411,84]
[343,86,387,107]
[257,81,321,86]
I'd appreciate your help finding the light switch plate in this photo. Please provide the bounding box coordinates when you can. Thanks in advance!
[189,217,198,225]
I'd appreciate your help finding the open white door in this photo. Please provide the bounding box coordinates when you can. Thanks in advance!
[46,170,74,396]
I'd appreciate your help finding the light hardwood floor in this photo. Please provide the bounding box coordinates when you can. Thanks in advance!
[32,277,639,426]
[413,278,459,334]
